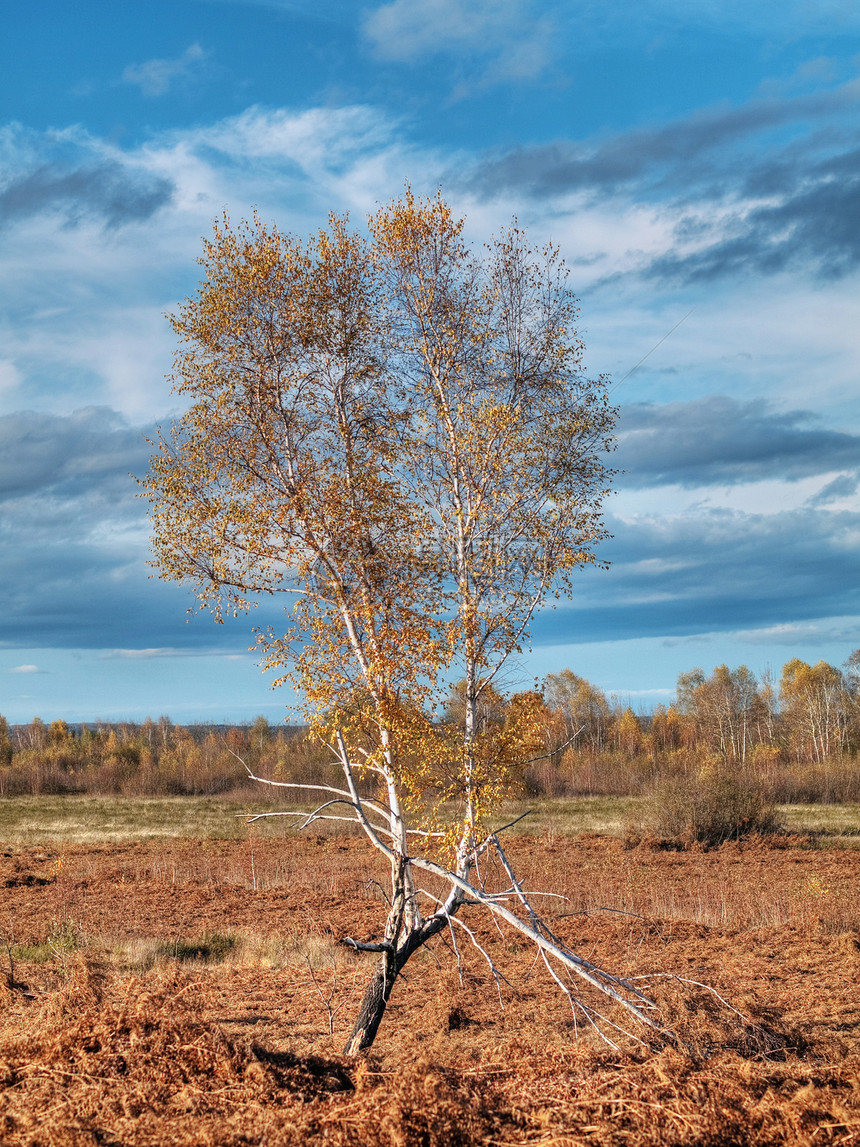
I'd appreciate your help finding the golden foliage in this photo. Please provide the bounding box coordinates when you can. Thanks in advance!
[142,191,616,846]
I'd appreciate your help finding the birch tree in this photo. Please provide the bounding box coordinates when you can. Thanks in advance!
[779,658,849,762]
[676,664,766,764]
[544,668,612,754]
[144,191,668,1055]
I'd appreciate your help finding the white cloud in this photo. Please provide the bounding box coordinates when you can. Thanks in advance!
[3,90,860,441]
[122,43,207,98]
[194,104,399,173]
[97,648,252,660]
[0,361,21,394]
[363,0,556,83]
[0,106,444,422]
[10,664,39,673]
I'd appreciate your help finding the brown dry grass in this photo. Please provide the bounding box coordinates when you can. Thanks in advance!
[1,834,859,1145]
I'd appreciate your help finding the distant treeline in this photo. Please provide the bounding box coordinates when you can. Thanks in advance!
[0,715,331,798]
[1,651,859,804]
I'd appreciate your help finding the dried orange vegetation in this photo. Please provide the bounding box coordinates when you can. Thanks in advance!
[1,833,859,1145]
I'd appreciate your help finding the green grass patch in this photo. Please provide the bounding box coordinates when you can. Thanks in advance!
[155,932,239,964]
[0,793,857,845]
[491,796,646,837]
[10,920,82,963]
[777,802,860,841]
[0,795,289,844]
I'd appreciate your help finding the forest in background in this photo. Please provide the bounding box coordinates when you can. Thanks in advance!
[2,651,859,815]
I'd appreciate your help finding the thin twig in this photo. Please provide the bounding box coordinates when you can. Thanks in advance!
[447,913,510,1009]
[520,725,585,767]
[490,810,534,836]
[304,953,345,1036]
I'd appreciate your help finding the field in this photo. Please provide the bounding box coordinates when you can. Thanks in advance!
[1,799,859,1145]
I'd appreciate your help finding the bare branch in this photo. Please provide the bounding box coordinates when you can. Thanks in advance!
[341,937,394,954]
[358,878,391,907]
[634,974,758,1024]
[521,725,585,767]
[410,854,664,1035]
[304,953,345,1036]
[223,743,354,798]
[419,886,510,1007]
[240,800,395,838]
[492,835,655,1008]
[335,730,396,861]
[447,912,510,1009]
[571,998,620,1051]
[489,809,534,836]
[446,912,465,988]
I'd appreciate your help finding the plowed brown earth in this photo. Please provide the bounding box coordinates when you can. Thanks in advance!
[1,833,858,1145]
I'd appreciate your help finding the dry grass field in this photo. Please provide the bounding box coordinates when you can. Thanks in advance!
[1,809,859,1144]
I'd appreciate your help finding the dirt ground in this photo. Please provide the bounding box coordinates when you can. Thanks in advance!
[0,832,859,1145]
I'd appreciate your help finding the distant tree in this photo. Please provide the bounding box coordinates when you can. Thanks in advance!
[157,715,172,749]
[675,668,706,717]
[0,714,12,766]
[779,658,848,762]
[143,191,669,1053]
[649,704,682,755]
[441,679,508,734]
[19,717,48,752]
[614,707,643,756]
[843,650,860,748]
[249,715,272,752]
[49,719,72,745]
[544,669,611,754]
[676,664,765,763]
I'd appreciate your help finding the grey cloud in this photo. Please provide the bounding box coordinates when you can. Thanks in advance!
[615,397,860,487]
[464,79,860,199]
[532,503,860,644]
[2,409,857,657]
[650,158,860,283]
[0,161,174,228]
[0,529,287,650]
[0,407,154,501]
[462,74,860,282]
[0,535,225,650]
[0,406,290,650]
[806,472,860,505]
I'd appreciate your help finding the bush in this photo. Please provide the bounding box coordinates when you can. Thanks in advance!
[772,758,860,804]
[648,768,781,846]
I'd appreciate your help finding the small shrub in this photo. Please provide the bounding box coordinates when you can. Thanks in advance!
[156,931,238,964]
[648,769,781,846]
[11,919,82,963]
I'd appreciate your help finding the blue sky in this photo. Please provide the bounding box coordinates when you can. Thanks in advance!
[2,0,860,723]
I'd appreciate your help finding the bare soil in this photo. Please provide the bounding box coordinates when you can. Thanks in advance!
[1,832,859,1145]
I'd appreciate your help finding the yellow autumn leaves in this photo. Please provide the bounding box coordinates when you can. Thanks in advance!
[143,190,616,846]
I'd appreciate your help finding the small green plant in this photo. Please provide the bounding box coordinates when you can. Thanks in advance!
[11,919,82,963]
[648,769,781,846]
[155,931,238,964]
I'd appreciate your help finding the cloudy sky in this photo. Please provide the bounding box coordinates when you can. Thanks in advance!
[2,0,859,723]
